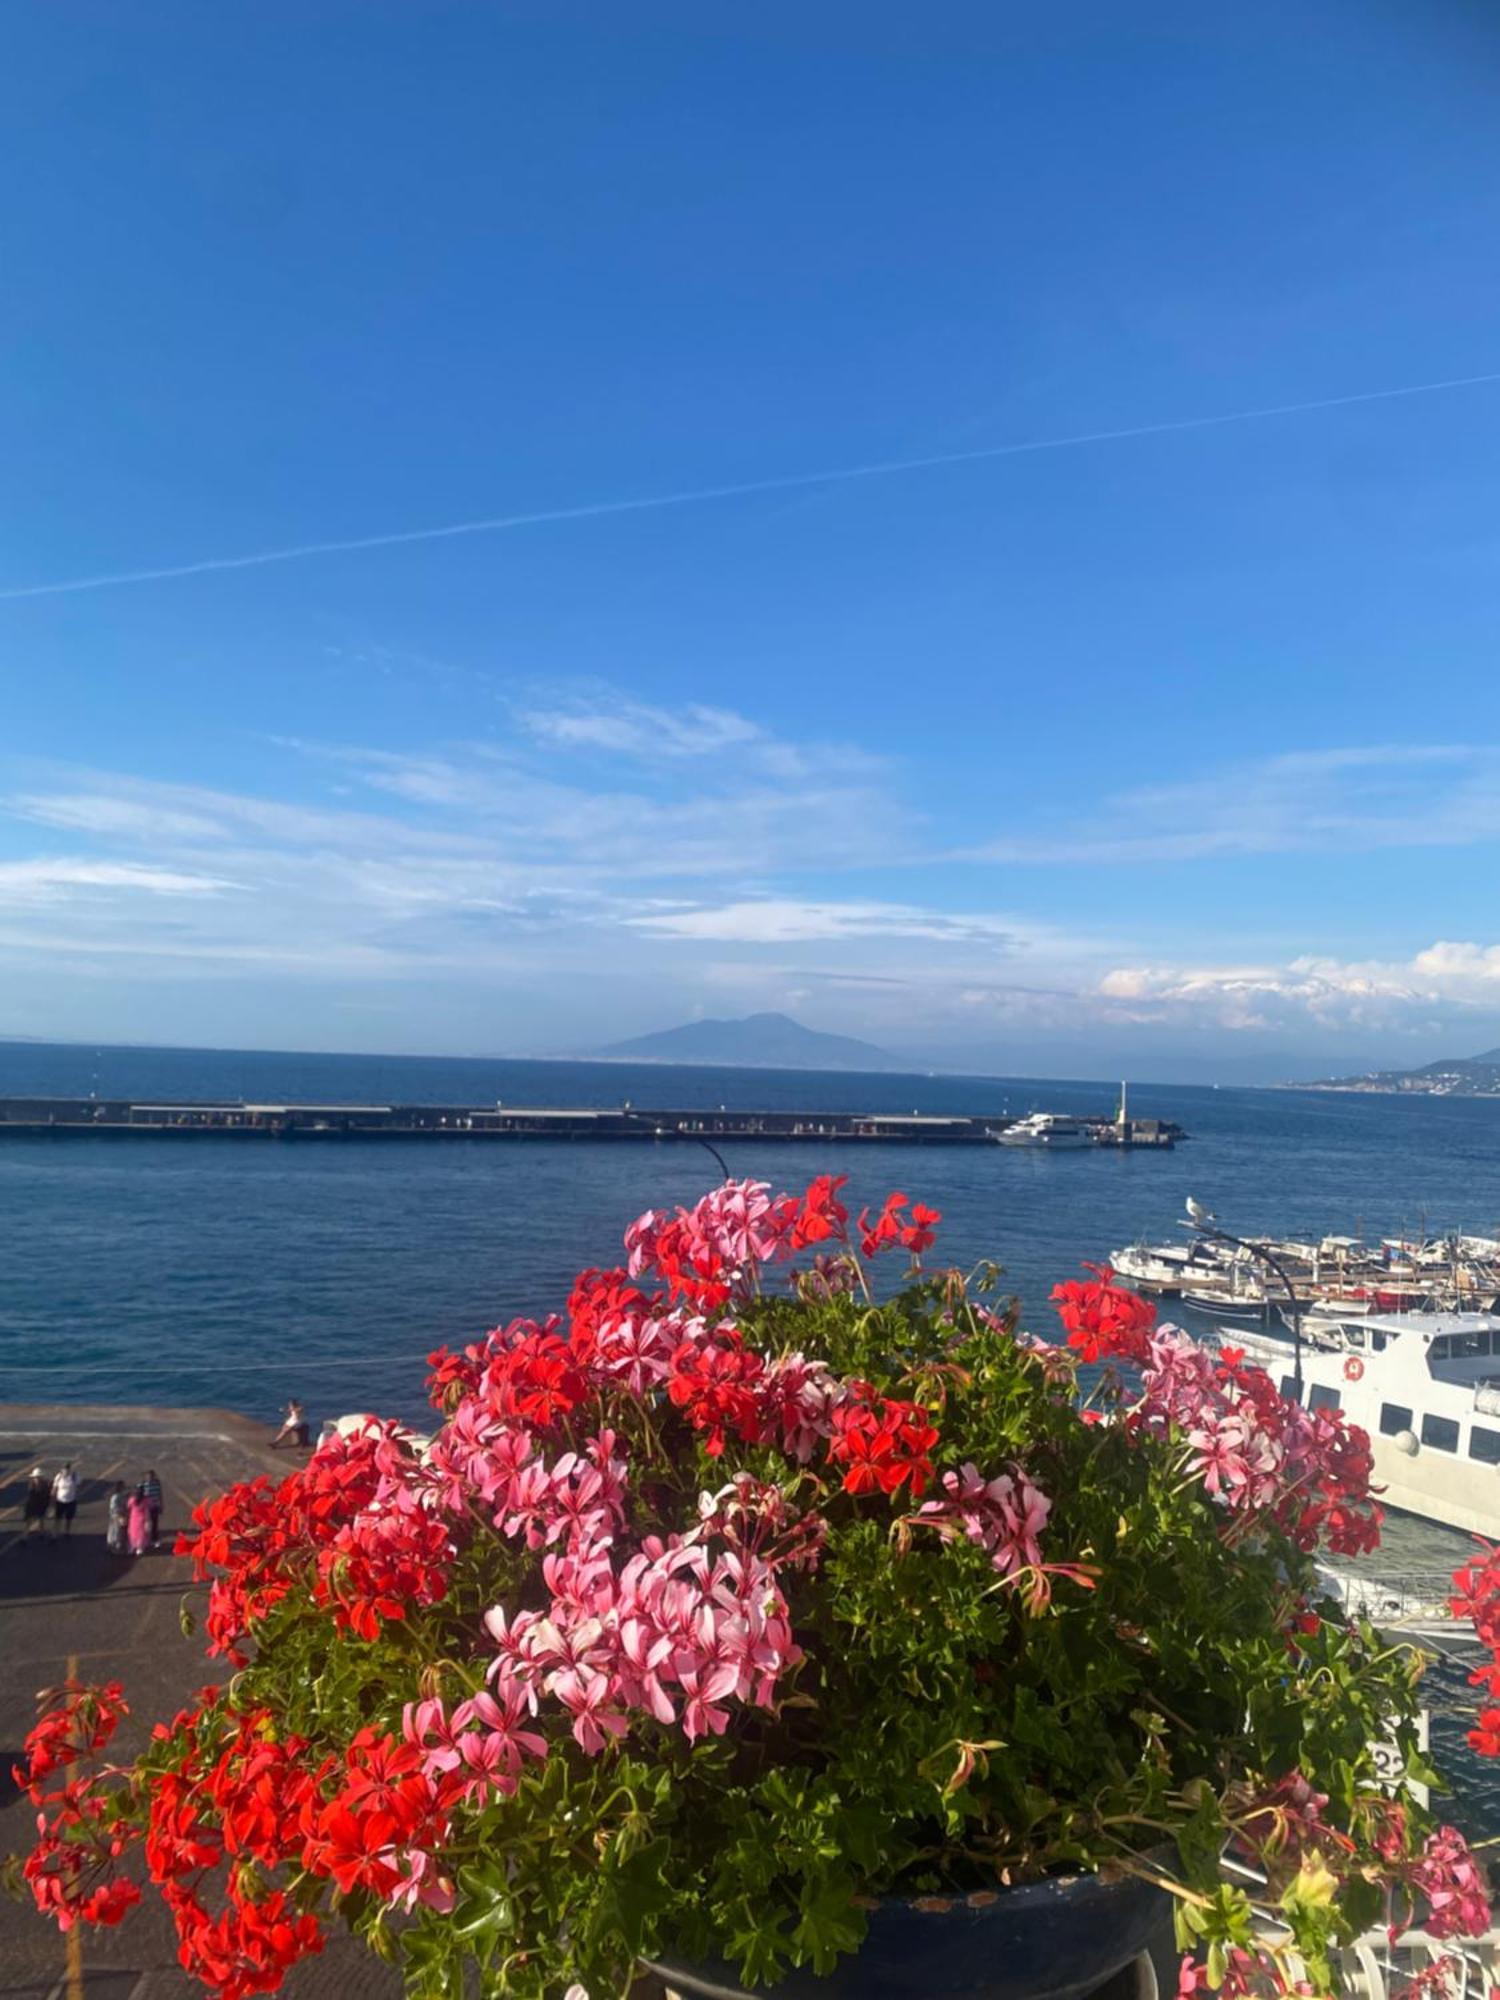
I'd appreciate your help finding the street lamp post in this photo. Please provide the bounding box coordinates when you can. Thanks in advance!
[621,1108,731,1182]
[1185,1198,1305,1398]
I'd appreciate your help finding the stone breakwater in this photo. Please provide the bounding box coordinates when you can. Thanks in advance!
[0,1095,1185,1146]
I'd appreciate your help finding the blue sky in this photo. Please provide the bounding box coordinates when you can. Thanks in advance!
[4,0,1500,1079]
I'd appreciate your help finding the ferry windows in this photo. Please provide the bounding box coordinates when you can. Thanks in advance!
[1279,1376,1301,1404]
[1420,1414,1460,1454]
[1308,1384,1342,1414]
[1380,1403,1414,1436]
[1470,1426,1500,1465]
[1438,1331,1488,1358]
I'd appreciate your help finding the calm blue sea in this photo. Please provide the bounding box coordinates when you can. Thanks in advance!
[3,1040,1498,1821]
[6,1040,1500,1425]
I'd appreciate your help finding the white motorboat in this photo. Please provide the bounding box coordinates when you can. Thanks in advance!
[996,1112,1093,1149]
[1109,1244,1183,1288]
[1230,1311,1500,1537]
[1109,1242,1221,1293]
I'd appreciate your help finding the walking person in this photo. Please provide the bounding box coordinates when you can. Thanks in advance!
[126,1485,151,1557]
[23,1468,50,1538]
[140,1468,163,1548]
[106,1481,129,1554]
[51,1462,79,1538]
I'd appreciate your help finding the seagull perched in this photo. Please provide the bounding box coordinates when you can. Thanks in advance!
[1185,1196,1214,1227]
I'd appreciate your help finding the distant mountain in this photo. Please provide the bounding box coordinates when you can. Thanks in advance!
[592,1012,908,1072]
[1305,1047,1500,1096]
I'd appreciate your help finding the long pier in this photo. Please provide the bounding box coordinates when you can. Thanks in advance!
[0,1096,1183,1147]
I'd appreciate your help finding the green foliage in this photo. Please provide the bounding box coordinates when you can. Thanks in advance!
[201,1272,1435,1995]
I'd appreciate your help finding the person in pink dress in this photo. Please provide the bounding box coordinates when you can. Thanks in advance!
[126,1486,151,1556]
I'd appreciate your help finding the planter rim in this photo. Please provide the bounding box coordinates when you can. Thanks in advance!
[845,1847,1174,1913]
[643,1846,1177,2000]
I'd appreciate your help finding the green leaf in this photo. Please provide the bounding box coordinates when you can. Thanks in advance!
[599,1834,672,1949]
[1280,1856,1338,1918]
[790,1876,866,1975]
[450,1863,516,1942]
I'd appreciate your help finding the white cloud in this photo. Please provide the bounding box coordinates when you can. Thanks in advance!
[8,794,229,841]
[5,706,1500,1063]
[6,774,491,858]
[0,700,908,992]
[1095,940,1500,1034]
[521,696,763,760]
[1410,941,1500,985]
[965,744,1500,864]
[513,690,884,786]
[628,898,1031,947]
[298,739,901,881]
[0,858,232,904]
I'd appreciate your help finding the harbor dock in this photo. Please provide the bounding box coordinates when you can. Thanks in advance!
[0,1097,1185,1147]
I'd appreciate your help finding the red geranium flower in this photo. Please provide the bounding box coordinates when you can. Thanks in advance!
[828,1389,939,1498]
[1049,1264,1156,1365]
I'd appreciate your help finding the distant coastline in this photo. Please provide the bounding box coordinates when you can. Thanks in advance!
[1295,1045,1500,1099]
[1296,1080,1500,1099]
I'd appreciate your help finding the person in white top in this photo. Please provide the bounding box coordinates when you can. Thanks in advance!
[51,1462,79,1536]
[271,1400,310,1450]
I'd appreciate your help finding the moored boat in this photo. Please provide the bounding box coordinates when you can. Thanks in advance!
[1111,1225,1500,1316]
[1179,1286,1273,1323]
[1229,1310,1500,1537]
[995,1112,1093,1149]
[1109,1242,1221,1293]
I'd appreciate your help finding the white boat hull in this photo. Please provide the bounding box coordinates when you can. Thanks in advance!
[997,1132,1092,1148]
[1345,1430,1500,1538]
[1236,1314,1500,1538]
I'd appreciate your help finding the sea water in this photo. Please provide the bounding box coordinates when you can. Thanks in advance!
[3,1041,1498,1825]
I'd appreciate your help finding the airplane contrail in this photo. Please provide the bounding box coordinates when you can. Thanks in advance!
[4,367,1499,603]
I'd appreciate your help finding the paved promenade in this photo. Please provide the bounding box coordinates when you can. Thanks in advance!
[0,1403,406,2000]
[0,1405,676,2000]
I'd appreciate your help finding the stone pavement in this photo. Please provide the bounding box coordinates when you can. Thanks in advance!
[0,1403,408,2000]
[0,1405,677,2000]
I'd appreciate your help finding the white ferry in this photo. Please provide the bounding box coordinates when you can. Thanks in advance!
[1230,1311,1500,1537]
[996,1112,1092,1149]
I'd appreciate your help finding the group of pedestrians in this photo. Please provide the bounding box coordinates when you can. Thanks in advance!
[23,1462,78,1538]
[21,1462,163,1552]
[106,1471,163,1555]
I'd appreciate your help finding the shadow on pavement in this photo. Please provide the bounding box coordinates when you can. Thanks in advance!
[0,1528,145,1600]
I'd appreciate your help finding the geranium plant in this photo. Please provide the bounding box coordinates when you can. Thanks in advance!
[8,1178,1493,1999]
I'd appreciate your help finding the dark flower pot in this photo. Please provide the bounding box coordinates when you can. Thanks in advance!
[644,1864,1173,2000]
